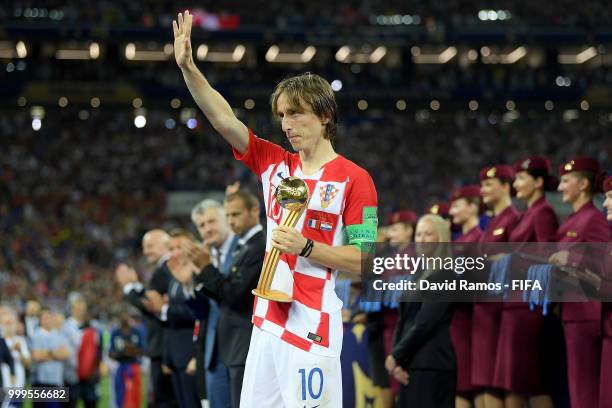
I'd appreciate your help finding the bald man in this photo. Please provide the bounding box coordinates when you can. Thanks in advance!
[116,229,176,407]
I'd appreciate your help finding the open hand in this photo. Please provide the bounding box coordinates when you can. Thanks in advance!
[143,290,166,314]
[168,254,199,285]
[115,263,138,287]
[173,10,193,69]
[549,250,569,266]
[225,181,241,196]
[181,240,211,270]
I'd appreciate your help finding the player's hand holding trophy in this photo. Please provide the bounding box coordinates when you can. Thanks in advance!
[252,176,309,302]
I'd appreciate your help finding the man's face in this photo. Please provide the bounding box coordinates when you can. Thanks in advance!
[1,313,16,336]
[142,233,169,264]
[224,198,257,236]
[449,198,476,225]
[52,313,64,330]
[193,208,229,248]
[168,235,191,258]
[26,300,41,317]
[71,299,87,321]
[40,311,53,330]
[276,93,328,152]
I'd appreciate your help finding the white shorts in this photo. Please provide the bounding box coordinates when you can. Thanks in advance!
[240,326,342,408]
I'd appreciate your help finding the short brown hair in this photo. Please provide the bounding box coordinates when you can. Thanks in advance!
[169,228,197,242]
[225,190,260,211]
[270,73,338,142]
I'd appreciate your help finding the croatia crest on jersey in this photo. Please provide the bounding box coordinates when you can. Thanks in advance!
[320,184,339,209]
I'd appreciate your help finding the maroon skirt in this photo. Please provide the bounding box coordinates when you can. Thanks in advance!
[564,319,601,408]
[471,302,503,388]
[600,305,612,408]
[493,304,544,393]
[450,304,474,392]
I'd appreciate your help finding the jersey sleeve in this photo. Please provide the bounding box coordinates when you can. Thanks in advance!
[343,168,378,227]
[232,129,289,179]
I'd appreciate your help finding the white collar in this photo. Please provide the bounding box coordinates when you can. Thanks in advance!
[238,224,263,246]
[218,233,236,255]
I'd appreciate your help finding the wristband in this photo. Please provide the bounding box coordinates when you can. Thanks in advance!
[300,239,314,258]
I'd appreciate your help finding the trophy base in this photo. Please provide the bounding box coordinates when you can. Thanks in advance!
[252,289,293,303]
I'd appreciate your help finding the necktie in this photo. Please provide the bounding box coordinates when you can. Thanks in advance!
[220,235,240,276]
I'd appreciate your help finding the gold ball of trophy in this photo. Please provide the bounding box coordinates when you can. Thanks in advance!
[275,176,310,211]
[252,176,310,303]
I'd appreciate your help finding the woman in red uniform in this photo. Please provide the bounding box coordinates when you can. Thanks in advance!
[549,157,610,408]
[472,165,519,408]
[600,176,612,408]
[493,157,558,408]
[449,185,482,408]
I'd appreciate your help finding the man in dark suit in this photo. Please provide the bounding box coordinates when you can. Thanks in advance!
[148,229,201,408]
[115,229,175,408]
[169,190,265,408]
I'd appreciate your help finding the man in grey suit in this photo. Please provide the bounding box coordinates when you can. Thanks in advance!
[189,199,236,408]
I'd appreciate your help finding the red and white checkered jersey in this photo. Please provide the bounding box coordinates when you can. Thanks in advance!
[233,130,378,357]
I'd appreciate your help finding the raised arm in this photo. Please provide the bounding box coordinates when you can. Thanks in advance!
[173,10,249,153]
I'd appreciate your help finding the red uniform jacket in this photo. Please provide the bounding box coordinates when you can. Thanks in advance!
[557,202,610,321]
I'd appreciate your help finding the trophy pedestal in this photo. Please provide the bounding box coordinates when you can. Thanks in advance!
[252,289,293,303]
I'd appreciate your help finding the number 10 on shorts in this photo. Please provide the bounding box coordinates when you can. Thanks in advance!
[298,368,324,401]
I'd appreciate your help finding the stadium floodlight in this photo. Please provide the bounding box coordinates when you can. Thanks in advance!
[480,46,528,64]
[125,43,173,61]
[89,43,100,59]
[265,45,317,63]
[16,41,27,58]
[30,106,45,119]
[369,47,387,63]
[196,44,247,62]
[55,42,101,60]
[32,118,42,131]
[413,46,457,64]
[502,47,527,64]
[558,46,598,64]
[335,45,388,64]
[335,46,351,62]
[0,41,28,58]
[134,115,147,128]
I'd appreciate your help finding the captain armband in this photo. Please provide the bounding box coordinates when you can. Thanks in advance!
[346,206,378,252]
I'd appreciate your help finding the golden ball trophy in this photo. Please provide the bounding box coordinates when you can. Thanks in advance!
[252,176,309,302]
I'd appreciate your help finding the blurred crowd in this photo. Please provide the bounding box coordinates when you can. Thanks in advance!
[1,0,612,28]
[0,109,610,314]
[0,295,151,408]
